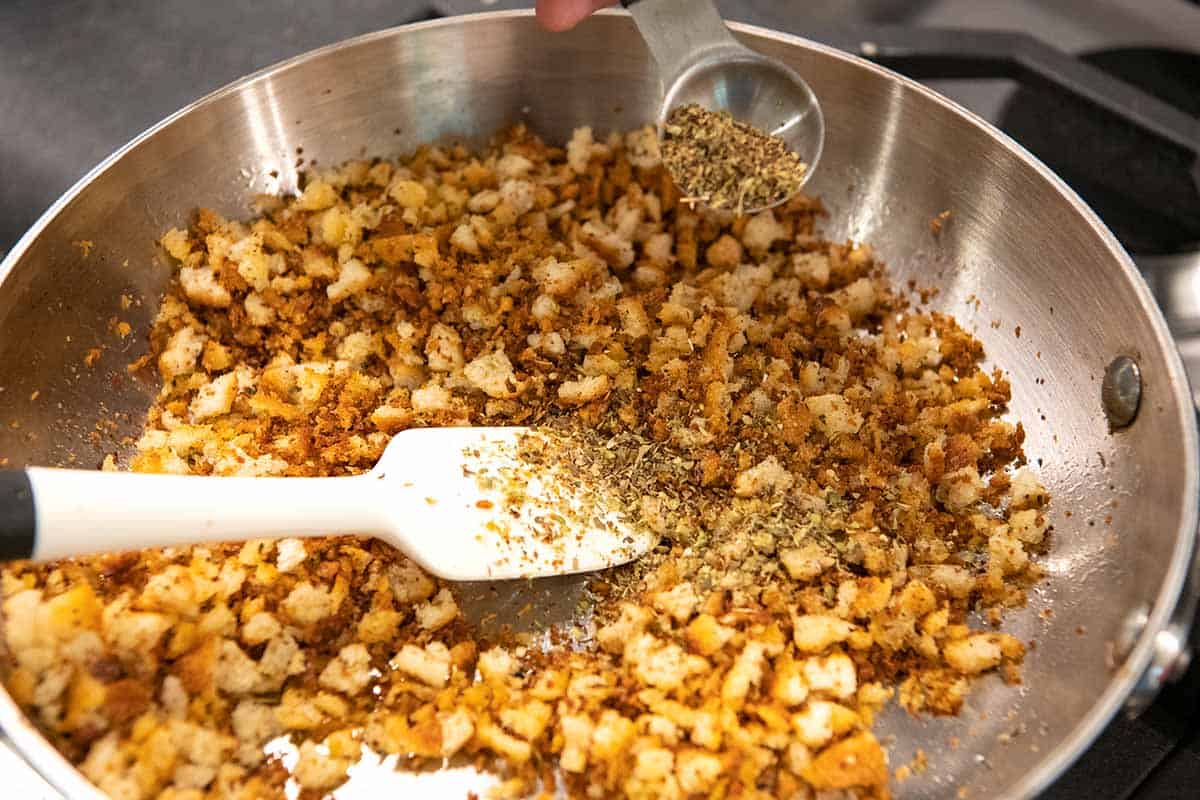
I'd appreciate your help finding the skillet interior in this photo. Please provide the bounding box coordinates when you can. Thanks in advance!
[0,11,1194,799]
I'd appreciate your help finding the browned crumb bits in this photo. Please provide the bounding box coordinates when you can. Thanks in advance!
[661,103,808,214]
[0,122,1049,800]
[930,210,953,240]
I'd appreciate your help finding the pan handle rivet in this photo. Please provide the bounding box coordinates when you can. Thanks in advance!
[1102,356,1141,429]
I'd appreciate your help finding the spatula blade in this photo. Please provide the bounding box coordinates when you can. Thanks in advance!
[375,427,657,581]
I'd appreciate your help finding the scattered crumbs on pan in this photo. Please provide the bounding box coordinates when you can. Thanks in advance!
[107,316,132,338]
[894,747,930,782]
[931,209,953,237]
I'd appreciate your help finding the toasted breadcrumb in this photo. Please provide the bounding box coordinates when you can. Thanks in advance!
[2,123,1049,800]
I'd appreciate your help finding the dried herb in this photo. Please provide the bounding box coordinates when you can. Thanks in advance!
[661,102,808,214]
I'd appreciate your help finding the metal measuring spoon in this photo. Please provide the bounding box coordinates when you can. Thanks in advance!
[621,0,825,211]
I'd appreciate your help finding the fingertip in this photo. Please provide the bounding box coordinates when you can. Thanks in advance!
[537,0,615,32]
[536,2,586,32]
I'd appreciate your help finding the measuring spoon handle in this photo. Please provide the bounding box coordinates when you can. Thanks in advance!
[621,0,740,87]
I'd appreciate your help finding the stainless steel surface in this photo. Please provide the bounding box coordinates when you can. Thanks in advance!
[1101,355,1142,428]
[1148,627,1193,690]
[625,0,824,204]
[1138,253,1200,411]
[1134,518,1200,712]
[0,9,1196,799]
[1117,597,1198,714]
[1116,603,1152,663]
[1141,251,1200,334]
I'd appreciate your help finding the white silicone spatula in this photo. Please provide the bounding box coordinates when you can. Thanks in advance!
[0,427,656,580]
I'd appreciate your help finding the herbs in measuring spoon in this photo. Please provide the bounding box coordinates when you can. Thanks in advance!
[661,102,808,215]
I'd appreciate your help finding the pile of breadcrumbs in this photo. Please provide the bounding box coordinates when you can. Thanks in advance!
[0,123,1049,800]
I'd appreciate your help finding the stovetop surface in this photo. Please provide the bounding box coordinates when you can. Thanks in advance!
[1,1,1198,797]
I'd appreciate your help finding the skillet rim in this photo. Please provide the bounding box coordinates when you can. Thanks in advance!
[0,10,1194,799]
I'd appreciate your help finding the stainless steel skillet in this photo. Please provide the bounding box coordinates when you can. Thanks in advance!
[0,9,1195,799]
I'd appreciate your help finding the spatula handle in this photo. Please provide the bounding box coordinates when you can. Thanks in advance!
[0,467,384,562]
[0,471,36,560]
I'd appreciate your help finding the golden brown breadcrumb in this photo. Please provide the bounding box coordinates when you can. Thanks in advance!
[0,123,1048,800]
